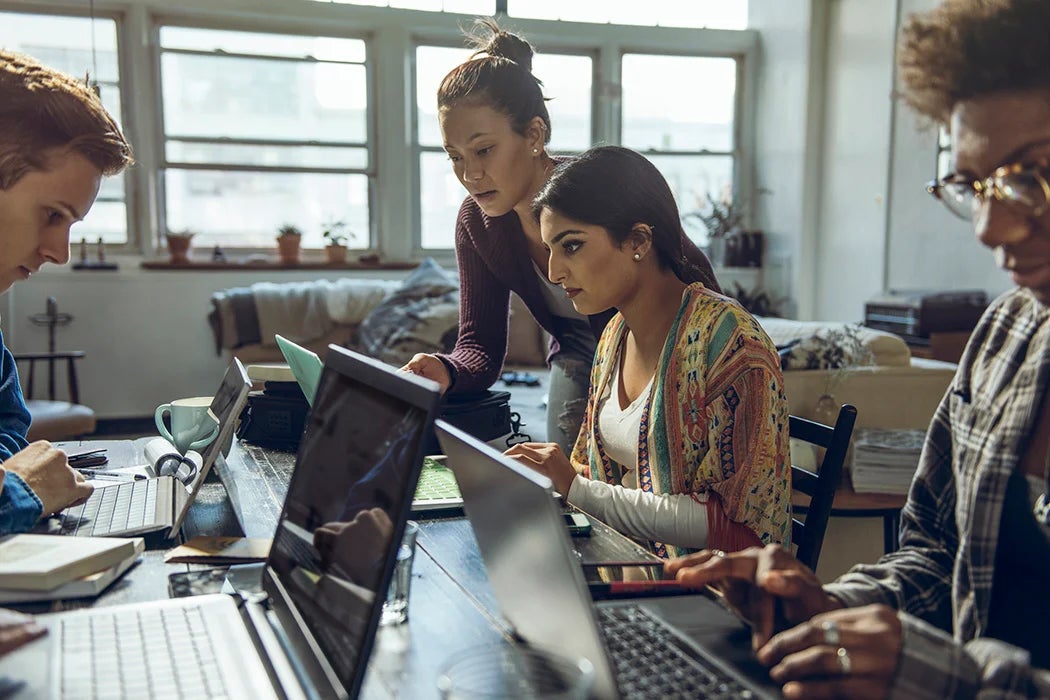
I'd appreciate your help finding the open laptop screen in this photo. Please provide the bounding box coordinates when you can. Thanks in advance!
[199,359,251,469]
[269,361,432,688]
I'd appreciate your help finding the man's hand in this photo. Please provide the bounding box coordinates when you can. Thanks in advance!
[4,442,93,516]
[504,442,578,496]
[759,605,903,699]
[0,608,46,657]
[313,507,394,586]
[399,354,451,393]
[665,544,842,650]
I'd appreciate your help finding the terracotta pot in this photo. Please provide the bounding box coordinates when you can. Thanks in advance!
[277,234,302,265]
[325,245,348,264]
[166,235,193,264]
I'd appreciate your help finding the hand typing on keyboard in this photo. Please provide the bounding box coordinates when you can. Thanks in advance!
[4,442,94,518]
[0,608,45,657]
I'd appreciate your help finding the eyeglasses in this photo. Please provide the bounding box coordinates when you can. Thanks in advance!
[926,160,1050,221]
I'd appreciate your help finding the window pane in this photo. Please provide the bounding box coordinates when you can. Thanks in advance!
[416,47,592,150]
[161,53,367,142]
[419,151,467,249]
[166,141,368,170]
[160,27,366,63]
[622,55,736,153]
[164,170,369,249]
[0,11,128,245]
[508,0,747,29]
[645,155,734,245]
[313,0,494,11]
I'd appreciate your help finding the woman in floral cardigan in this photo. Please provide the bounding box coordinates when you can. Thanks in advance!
[506,146,791,557]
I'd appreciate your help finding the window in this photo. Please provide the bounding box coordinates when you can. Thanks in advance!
[621,54,738,245]
[0,11,128,245]
[507,0,748,29]
[415,45,593,249]
[158,27,371,249]
[936,126,952,180]
[310,0,493,11]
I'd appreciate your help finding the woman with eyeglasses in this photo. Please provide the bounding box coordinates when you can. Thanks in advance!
[399,20,719,455]
[505,146,791,557]
[664,2,1050,698]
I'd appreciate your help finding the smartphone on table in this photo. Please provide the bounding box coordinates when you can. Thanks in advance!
[563,512,592,537]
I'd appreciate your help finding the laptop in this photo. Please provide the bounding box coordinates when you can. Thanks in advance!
[270,334,459,514]
[275,334,323,406]
[49,358,252,538]
[7,346,442,700]
[436,421,782,700]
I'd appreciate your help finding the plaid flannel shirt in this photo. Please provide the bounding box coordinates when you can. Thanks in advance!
[825,288,1050,699]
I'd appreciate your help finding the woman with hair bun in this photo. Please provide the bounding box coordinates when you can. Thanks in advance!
[401,20,720,454]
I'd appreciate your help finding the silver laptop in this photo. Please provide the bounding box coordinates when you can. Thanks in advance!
[51,358,252,538]
[7,346,442,700]
[436,421,782,700]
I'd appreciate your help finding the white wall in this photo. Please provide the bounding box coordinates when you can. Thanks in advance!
[1,262,409,419]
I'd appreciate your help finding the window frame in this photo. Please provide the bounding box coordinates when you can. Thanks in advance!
[7,0,756,263]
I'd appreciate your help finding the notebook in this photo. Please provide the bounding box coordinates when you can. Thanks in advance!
[7,346,442,700]
[436,421,782,700]
[47,358,252,539]
[275,333,323,406]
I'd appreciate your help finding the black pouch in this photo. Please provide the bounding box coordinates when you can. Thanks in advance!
[236,389,310,451]
[422,390,512,455]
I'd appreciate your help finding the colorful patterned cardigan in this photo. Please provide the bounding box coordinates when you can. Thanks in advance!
[570,283,792,558]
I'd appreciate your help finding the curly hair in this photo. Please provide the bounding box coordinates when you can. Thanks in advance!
[897,0,1050,123]
[0,49,133,189]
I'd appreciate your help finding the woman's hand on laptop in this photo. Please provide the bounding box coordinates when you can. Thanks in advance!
[665,544,843,651]
[5,441,94,516]
[504,442,578,497]
[400,354,451,393]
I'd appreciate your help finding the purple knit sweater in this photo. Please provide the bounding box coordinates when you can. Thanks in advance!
[436,196,721,394]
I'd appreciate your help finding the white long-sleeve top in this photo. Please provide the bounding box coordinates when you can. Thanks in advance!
[566,350,710,549]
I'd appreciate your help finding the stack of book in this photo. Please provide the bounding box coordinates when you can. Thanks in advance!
[0,534,144,604]
[850,428,927,495]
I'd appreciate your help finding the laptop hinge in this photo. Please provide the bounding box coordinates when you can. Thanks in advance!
[242,598,311,700]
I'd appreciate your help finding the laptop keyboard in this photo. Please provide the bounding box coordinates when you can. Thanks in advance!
[58,604,228,699]
[60,480,159,537]
[413,459,461,501]
[597,605,756,699]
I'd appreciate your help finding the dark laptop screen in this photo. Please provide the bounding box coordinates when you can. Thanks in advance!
[269,366,429,686]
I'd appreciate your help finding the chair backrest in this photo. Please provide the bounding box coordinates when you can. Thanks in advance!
[790,404,858,570]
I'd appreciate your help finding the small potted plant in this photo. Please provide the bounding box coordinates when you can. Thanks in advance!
[321,219,354,264]
[276,224,303,265]
[683,190,745,267]
[165,229,196,264]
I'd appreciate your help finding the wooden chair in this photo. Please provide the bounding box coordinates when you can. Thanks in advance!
[790,404,858,571]
[13,351,96,441]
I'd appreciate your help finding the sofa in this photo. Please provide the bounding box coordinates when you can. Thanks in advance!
[209,274,955,434]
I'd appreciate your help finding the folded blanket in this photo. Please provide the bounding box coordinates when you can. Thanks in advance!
[252,281,333,347]
[323,278,398,324]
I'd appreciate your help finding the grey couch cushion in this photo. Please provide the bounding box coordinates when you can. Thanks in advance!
[353,258,460,366]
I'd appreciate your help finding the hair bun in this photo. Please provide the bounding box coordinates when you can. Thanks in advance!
[468,19,535,72]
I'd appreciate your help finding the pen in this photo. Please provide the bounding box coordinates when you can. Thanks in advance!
[80,470,147,481]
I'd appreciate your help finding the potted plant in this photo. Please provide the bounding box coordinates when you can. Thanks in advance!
[321,219,354,264]
[683,190,744,267]
[165,229,196,264]
[276,224,303,265]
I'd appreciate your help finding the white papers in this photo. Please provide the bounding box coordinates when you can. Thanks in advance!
[850,428,927,495]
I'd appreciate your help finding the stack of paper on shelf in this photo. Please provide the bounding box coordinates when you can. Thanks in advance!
[0,534,144,603]
[850,428,928,495]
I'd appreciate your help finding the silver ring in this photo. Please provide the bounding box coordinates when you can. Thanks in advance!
[836,646,851,675]
[710,549,727,559]
[821,620,840,646]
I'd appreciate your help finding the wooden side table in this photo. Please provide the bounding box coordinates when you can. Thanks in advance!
[793,487,908,555]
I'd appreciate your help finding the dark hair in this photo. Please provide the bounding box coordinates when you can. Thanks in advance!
[0,49,133,189]
[898,0,1050,124]
[437,18,552,143]
[532,146,704,284]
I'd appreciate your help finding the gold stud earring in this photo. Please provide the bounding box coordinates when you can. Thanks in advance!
[633,253,641,261]
[533,148,539,154]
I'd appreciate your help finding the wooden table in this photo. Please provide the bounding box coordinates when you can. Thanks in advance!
[13,438,659,698]
[792,486,908,554]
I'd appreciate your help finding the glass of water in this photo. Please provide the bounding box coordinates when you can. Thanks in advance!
[380,520,419,626]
